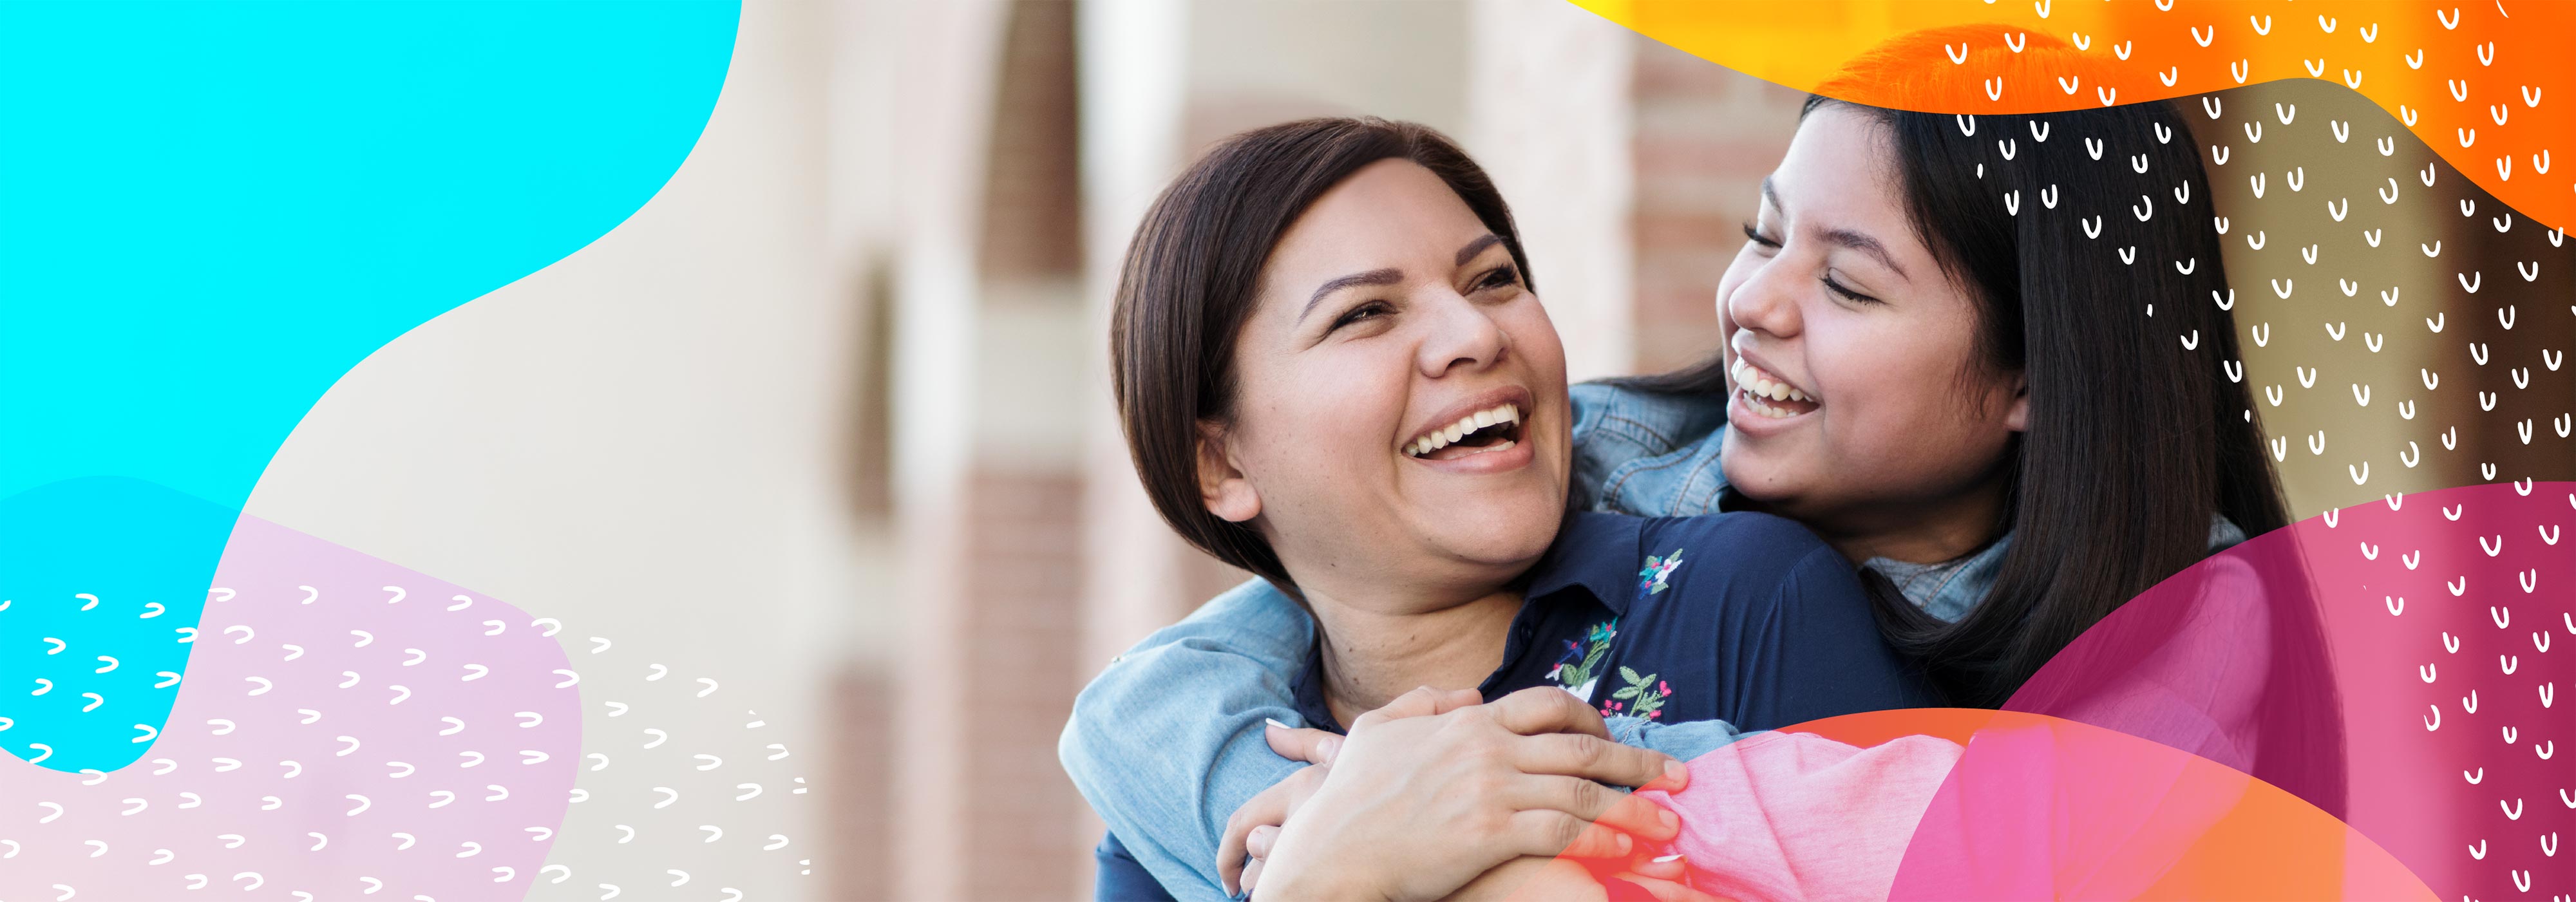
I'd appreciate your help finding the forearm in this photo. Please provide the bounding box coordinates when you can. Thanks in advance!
[1059,579,1315,899]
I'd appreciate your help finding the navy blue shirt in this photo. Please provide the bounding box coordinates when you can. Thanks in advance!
[1095,511,1940,900]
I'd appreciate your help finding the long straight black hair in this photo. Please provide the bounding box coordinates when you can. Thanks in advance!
[1624,30,2344,814]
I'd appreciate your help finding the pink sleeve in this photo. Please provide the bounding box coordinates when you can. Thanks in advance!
[1632,731,1963,901]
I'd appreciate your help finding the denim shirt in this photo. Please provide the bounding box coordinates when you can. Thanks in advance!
[1059,382,2243,901]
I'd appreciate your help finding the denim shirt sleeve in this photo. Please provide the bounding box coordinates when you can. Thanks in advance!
[1568,382,1733,516]
[1057,578,1314,901]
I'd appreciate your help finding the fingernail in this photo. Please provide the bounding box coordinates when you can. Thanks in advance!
[1658,808,1678,831]
[1661,760,1689,787]
[1652,853,1684,863]
[1615,833,1633,853]
[1264,717,1291,730]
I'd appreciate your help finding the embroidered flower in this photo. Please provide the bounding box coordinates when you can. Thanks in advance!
[1606,666,1672,721]
[1637,548,1686,596]
[1551,618,1618,699]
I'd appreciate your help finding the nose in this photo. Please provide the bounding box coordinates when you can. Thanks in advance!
[1417,291,1509,379]
[1723,252,1804,344]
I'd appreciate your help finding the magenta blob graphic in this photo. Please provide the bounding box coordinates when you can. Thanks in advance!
[0,516,581,899]
[1921,480,2573,898]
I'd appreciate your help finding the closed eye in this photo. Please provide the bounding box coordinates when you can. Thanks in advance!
[1474,265,1520,292]
[1821,273,1881,304]
[1741,221,1781,250]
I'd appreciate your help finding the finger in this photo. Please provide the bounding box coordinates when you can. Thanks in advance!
[1263,720,1343,766]
[1218,778,1297,895]
[1505,773,1680,843]
[1349,684,1450,730]
[1513,731,1687,794]
[1506,809,1633,861]
[1244,824,1280,861]
[1425,686,1485,714]
[1626,851,1687,881]
[1238,856,1264,896]
[1485,686,1614,739]
[1605,874,1724,902]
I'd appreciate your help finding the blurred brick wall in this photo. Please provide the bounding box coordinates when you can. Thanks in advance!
[1628,38,1806,375]
[954,468,1088,900]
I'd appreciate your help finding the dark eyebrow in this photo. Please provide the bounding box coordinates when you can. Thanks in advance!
[1822,228,1909,280]
[1455,233,1504,267]
[1299,267,1403,323]
[1764,175,1909,281]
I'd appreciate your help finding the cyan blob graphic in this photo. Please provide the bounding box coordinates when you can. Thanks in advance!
[0,1,738,771]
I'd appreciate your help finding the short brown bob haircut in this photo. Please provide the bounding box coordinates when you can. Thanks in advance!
[1110,117,1534,592]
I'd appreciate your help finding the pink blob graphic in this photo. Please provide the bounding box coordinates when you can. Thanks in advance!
[0,515,580,899]
[1981,481,2571,898]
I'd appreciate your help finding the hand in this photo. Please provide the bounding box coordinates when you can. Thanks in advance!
[1232,686,1691,901]
[1221,688,1481,897]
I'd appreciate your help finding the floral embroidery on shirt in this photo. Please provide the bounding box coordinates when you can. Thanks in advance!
[1638,548,1685,596]
[1604,666,1672,720]
[1547,618,1617,700]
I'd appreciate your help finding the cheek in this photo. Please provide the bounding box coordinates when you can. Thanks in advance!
[1235,352,1406,487]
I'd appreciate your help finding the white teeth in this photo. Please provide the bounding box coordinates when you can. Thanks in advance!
[1732,357,1815,406]
[1405,402,1524,457]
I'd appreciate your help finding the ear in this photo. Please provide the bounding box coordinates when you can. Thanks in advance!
[1197,420,1262,523]
[2002,371,2030,433]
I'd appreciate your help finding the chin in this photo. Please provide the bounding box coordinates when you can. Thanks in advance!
[1718,438,1806,507]
[1434,502,1562,567]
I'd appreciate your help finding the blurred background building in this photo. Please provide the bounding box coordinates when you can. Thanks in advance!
[237,1,2557,899]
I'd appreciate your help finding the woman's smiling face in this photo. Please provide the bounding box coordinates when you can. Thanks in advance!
[1202,158,1571,606]
[1716,105,2027,556]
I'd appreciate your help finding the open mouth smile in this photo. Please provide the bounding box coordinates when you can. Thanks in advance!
[1730,356,1820,419]
[1405,402,1524,460]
